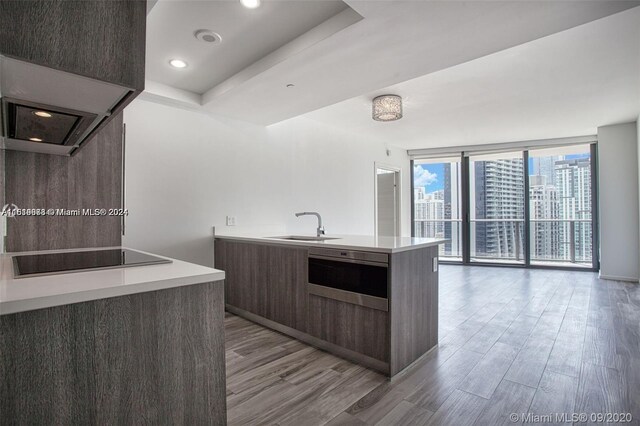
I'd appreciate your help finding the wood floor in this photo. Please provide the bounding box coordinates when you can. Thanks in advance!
[225,266,640,426]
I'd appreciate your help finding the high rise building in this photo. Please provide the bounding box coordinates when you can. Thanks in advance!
[531,155,561,186]
[555,158,592,262]
[443,163,461,257]
[471,158,525,260]
[413,187,444,239]
[529,175,560,260]
[413,187,427,237]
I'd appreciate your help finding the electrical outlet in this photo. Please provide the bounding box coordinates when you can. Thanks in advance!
[433,257,438,272]
[226,216,237,226]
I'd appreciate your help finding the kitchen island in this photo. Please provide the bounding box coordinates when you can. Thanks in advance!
[0,247,227,425]
[215,234,446,377]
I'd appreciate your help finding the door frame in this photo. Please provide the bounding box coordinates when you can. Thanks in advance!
[374,162,402,237]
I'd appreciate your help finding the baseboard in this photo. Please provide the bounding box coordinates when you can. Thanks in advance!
[388,344,437,383]
[225,304,391,376]
[598,273,639,283]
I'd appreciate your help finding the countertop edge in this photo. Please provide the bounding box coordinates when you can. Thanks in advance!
[0,270,225,316]
[214,234,447,253]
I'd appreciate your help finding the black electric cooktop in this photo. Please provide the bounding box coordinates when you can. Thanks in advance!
[13,249,172,278]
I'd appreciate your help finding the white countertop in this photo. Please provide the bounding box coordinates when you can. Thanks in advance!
[0,247,225,315]
[214,233,447,253]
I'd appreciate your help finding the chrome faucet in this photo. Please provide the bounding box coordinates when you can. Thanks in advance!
[295,212,325,237]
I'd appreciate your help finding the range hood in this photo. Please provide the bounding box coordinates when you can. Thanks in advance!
[0,55,133,156]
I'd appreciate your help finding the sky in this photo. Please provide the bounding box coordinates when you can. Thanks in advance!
[414,163,444,192]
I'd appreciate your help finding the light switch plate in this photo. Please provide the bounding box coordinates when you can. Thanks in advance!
[433,257,438,272]
[226,216,237,226]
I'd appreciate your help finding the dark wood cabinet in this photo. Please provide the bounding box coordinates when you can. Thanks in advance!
[0,281,227,425]
[216,239,440,377]
[217,241,269,317]
[307,294,389,362]
[266,245,308,332]
[0,0,146,90]
[389,245,439,375]
[215,240,308,332]
[4,114,124,252]
[0,0,146,157]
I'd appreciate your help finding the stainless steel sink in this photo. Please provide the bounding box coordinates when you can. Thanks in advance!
[269,235,340,242]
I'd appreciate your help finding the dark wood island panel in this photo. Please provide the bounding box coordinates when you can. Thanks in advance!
[215,239,308,332]
[390,245,439,375]
[0,281,227,425]
[216,238,441,378]
[307,294,390,363]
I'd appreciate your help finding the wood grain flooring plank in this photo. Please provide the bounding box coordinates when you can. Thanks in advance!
[347,384,408,424]
[504,335,555,388]
[277,368,385,426]
[582,326,617,369]
[463,324,509,354]
[528,370,579,425]
[574,363,628,426]
[473,380,536,426]
[497,314,540,348]
[545,332,584,378]
[325,412,368,426]
[375,400,434,426]
[458,342,520,399]
[405,349,484,411]
[425,390,488,426]
[558,306,588,337]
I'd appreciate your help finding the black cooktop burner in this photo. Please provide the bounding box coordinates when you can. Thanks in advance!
[13,249,172,278]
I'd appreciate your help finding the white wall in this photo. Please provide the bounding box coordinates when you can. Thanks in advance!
[123,99,410,266]
[597,121,639,282]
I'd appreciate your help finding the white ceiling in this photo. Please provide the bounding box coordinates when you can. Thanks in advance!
[303,6,640,150]
[146,0,351,94]
[143,1,640,148]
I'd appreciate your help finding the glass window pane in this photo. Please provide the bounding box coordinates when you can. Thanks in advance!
[529,146,593,267]
[469,152,525,264]
[413,159,462,261]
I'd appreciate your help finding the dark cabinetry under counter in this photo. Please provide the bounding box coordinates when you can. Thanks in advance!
[0,281,227,425]
[215,237,441,377]
[215,240,308,332]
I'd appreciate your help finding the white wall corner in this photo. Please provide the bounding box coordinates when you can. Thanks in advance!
[597,121,639,281]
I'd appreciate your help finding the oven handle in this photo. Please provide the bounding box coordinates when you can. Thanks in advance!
[308,283,389,311]
[308,254,388,268]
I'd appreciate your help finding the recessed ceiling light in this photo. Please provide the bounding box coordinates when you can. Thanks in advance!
[194,29,222,44]
[169,59,188,69]
[240,0,261,9]
[33,111,52,118]
[29,137,43,142]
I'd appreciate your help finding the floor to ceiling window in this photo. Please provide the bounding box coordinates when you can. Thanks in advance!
[469,152,525,264]
[412,157,462,261]
[528,145,593,268]
[411,141,598,270]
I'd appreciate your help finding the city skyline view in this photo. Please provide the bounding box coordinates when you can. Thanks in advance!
[413,153,590,194]
[413,149,593,267]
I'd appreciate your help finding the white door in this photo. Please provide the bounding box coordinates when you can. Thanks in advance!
[376,168,400,237]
